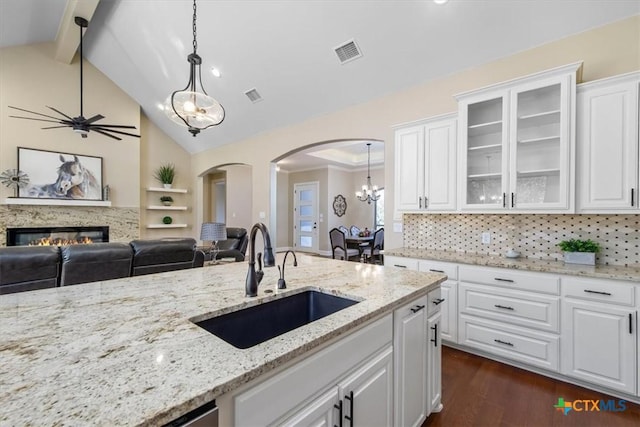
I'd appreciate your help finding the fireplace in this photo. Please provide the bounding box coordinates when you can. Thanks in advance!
[6,226,109,247]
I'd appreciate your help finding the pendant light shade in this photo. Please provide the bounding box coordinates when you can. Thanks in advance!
[166,0,225,136]
[355,143,380,205]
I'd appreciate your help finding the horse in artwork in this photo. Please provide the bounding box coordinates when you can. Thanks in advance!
[27,155,101,199]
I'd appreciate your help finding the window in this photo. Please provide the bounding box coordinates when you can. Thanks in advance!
[374,188,384,230]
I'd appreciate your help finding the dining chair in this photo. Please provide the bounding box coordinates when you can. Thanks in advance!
[330,228,360,261]
[338,225,349,236]
[350,225,361,236]
[362,228,384,264]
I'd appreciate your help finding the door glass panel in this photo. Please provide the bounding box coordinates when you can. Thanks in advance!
[299,220,313,232]
[299,205,313,216]
[514,84,561,204]
[299,190,313,202]
[466,98,503,205]
[299,236,312,247]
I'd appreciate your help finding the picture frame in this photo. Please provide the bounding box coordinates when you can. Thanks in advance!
[17,147,104,201]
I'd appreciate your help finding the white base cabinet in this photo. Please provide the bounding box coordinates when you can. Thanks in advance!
[561,276,637,394]
[427,288,443,414]
[394,295,428,427]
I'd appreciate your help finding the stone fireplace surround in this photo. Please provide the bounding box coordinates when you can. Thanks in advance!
[0,205,139,247]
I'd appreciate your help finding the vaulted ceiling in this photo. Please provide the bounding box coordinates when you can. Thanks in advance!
[1,0,638,156]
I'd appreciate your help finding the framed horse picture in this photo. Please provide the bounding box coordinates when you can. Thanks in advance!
[17,147,103,200]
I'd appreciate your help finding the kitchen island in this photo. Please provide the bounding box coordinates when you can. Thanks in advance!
[0,254,444,426]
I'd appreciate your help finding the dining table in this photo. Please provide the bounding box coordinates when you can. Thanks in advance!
[345,235,374,255]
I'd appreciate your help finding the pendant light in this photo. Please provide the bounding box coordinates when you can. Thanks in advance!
[355,143,380,204]
[166,0,225,136]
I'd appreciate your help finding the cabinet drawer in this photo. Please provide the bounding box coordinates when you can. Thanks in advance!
[459,265,560,295]
[459,283,560,333]
[458,314,559,372]
[418,260,458,280]
[562,276,635,306]
[385,256,418,271]
[427,287,444,316]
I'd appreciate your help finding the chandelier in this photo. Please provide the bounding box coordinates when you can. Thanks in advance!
[355,143,380,204]
[166,0,225,136]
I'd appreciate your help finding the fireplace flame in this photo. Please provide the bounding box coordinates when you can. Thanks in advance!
[29,236,94,246]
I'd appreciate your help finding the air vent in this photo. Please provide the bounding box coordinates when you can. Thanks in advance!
[334,39,362,64]
[244,88,263,103]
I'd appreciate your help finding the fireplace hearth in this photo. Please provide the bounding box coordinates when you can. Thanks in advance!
[6,226,109,247]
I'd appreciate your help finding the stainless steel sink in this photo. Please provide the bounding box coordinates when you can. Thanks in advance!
[194,290,359,349]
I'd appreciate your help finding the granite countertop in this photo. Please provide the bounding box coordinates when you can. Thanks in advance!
[384,248,640,282]
[0,254,444,426]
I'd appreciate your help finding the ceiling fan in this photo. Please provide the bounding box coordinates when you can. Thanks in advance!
[8,17,140,141]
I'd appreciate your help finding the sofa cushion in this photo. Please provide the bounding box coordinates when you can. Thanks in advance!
[60,243,133,286]
[0,246,60,293]
[130,238,199,276]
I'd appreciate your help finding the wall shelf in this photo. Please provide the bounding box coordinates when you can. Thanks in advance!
[146,224,188,229]
[146,187,188,194]
[147,205,188,211]
[4,198,112,207]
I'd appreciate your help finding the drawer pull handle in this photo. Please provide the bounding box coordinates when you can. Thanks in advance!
[344,391,354,426]
[494,277,514,283]
[584,289,612,296]
[432,298,445,306]
[431,323,438,347]
[394,264,407,268]
[334,400,343,427]
[630,313,633,335]
[411,304,426,313]
[503,192,506,208]
[429,269,445,273]
[494,304,514,311]
[494,339,514,347]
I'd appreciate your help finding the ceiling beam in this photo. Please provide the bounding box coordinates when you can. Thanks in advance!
[54,0,100,64]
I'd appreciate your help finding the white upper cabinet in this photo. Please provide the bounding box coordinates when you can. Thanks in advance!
[394,114,457,215]
[576,72,640,212]
[456,62,582,212]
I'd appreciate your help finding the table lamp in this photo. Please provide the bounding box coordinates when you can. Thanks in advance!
[200,222,227,263]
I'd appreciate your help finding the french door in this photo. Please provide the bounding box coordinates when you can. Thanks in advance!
[293,182,319,253]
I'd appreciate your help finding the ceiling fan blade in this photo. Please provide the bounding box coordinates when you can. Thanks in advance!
[46,106,74,121]
[41,125,72,129]
[85,114,105,124]
[92,128,122,141]
[90,124,137,129]
[9,115,68,124]
[8,105,67,121]
[90,126,140,138]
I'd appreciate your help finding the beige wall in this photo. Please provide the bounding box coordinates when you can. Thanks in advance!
[191,16,640,251]
[0,42,140,206]
[348,166,384,231]
[139,113,192,239]
[276,171,290,248]
[222,164,253,231]
[1,42,195,242]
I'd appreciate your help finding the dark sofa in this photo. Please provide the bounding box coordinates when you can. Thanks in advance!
[201,227,249,262]
[0,238,204,295]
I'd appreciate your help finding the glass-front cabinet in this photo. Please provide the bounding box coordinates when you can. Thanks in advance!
[457,62,582,212]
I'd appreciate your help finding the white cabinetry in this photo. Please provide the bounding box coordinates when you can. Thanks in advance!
[456,62,582,212]
[457,266,561,371]
[394,114,457,214]
[561,276,637,394]
[394,295,428,427]
[576,72,640,212]
[427,287,443,414]
[385,256,457,344]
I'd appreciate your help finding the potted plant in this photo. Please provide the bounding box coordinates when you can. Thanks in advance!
[558,239,601,265]
[162,216,173,225]
[154,163,175,189]
[160,195,173,206]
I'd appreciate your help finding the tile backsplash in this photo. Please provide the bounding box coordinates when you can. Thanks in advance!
[403,214,639,267]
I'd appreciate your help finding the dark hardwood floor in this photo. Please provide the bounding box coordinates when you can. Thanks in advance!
[424,346,640,427]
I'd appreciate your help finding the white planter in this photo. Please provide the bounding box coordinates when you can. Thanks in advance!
[163,183,172,189]
[563,252,596,266]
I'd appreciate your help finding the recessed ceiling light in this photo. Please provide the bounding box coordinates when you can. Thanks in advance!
[211,67,221,78]
[434,0,449,4]
[157,102,166,111]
